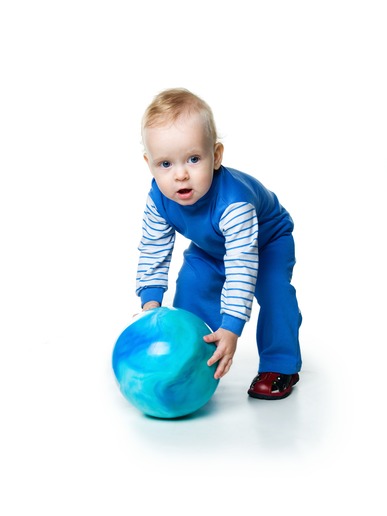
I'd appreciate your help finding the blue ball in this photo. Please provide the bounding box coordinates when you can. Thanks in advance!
[112,307,219,419]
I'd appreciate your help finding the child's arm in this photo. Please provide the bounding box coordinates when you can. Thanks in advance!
[202,202,259,378]
[218,202,259,335]
[136,195,175,308]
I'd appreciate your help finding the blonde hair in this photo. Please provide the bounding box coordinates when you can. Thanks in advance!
[141,88,219,146]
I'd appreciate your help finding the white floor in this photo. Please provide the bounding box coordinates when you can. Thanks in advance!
[1,1,386,514]
[2,290,386,515]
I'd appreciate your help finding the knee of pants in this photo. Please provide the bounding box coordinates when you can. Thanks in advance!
[256,272,297,307]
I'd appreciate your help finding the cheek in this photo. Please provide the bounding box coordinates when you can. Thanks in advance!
[153,175,172,195]
[201,171,213,189]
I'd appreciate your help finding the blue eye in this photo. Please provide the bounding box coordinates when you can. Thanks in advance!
[161,161,171,168]
[188,156,199,164]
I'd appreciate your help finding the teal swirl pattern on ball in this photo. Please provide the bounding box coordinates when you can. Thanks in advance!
[112,307,219,419]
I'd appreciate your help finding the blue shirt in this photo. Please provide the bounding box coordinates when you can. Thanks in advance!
[136,165,293,335]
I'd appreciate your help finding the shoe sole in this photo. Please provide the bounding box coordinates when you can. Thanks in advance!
[248,390,293,400]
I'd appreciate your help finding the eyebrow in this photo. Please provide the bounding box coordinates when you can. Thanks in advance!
[151,148,204,163]
[150,154,170,164]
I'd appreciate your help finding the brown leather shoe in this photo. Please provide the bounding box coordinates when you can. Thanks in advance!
[247,372,299,400]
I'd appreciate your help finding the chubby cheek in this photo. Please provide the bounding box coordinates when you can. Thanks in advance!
[153,175,173,198]
[198,173,213,195]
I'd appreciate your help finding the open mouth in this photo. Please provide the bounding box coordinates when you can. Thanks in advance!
[178,189,192,195]
[177,188,193,199]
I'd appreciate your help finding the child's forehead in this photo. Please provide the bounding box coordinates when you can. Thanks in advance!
[150,110,206,130]
[144,112,209,143]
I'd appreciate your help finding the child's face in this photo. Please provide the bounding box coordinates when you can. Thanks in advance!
[143,112,223,206]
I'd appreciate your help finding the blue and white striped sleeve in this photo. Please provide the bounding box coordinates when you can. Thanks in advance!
[219,202,259,335]
[136,195,175,306]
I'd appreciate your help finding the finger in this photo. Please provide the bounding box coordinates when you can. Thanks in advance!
[214,357,233,379]
[203,332,218,343]
[207,349,222,367]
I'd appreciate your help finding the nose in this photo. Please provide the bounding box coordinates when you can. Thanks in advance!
[174,164,189,181]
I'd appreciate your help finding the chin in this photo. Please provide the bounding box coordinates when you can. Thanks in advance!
[175,198,197,206]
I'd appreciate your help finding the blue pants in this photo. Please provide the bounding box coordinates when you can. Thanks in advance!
[173,236,302,374]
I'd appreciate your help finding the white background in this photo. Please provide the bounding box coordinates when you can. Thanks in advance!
[1,1,386,514]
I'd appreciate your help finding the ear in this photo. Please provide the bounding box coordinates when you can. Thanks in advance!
[143,153,149,166]
[213,142,224,170]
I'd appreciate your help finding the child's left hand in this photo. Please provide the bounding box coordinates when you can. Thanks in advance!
[203,328,238,379]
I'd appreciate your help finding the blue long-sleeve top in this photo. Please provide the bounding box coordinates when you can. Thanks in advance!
[136,165,294,335]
